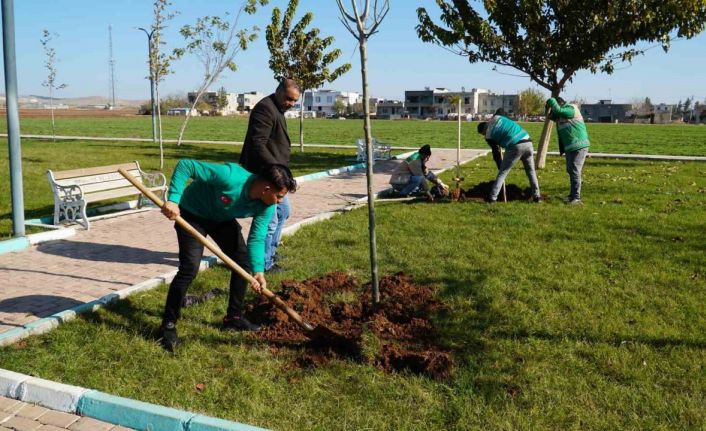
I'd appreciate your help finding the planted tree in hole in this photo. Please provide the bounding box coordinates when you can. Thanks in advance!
[417,0,706,168]
[148,0,178,169]
[336,0,390,305]
[173,0,268,146]
[266,0,351,152]
[40,30,67,142]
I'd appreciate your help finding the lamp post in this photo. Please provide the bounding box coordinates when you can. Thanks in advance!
[137,27,157,146]
[2,0,25,237]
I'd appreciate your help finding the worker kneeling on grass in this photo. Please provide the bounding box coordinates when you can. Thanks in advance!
[477,114,541,203]
[389,144,449,200]
[158,160,297,352]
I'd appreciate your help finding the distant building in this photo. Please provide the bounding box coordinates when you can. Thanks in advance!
[376,100,405,119]
[404,87,518,119]
[580,100,633,123]
[188,91,239,115]
[238,91,265,112]
[303,89,362,116]
[167,107,199,116]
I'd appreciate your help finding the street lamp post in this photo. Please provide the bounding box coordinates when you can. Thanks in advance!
[138,27,158,146]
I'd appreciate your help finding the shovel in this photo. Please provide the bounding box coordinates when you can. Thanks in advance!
[118,168,348,347]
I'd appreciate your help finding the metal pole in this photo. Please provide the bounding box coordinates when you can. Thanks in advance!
[2,0,25,237]
[138,28,157,145]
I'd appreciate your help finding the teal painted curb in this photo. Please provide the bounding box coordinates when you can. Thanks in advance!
[0,327,26,345]
[189,415,268,431]
[0,236,29,254]
[78,390,194,431]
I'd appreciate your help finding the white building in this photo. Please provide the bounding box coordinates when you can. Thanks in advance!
[303,89,362,116]
[404,87,518,118]
[238,91,266,112]
[188,91,239,115]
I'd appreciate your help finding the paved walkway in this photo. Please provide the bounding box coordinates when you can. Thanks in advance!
[0,396,133,431]
[0,148,487,334]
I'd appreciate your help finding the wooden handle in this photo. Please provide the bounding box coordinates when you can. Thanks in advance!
[498,150,507,203]
[118,168,310,329]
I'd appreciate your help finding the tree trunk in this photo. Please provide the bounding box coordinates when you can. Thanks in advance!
[359,37,380,305]
[535,88,560,169]
[155,81,164,170]
[299,100,304,153]
[49,86,55,142]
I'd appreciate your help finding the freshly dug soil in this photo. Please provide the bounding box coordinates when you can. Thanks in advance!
[451,181,547,202]
[246,272,453,380]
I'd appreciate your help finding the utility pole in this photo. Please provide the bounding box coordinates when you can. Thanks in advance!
[137,27,157,145]
[108,25,116,109]
[2,0,25,237]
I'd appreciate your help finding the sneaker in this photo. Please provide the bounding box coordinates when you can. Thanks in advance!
[221,315,261,332]
[158,321,180,352]
[532,196,541,203]
[566,199,583,205]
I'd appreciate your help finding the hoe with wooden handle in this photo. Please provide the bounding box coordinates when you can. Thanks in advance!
[118,168,348,346]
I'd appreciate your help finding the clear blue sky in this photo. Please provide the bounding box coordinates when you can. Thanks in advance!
[2,0,704,104]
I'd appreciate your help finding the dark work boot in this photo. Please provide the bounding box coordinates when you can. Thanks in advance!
[158,321,181,352]
[221,315,261,332]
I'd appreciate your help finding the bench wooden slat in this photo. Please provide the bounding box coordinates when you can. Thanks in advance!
[55,170,142,191]
[83,185,165,203]
[53,162,139,180]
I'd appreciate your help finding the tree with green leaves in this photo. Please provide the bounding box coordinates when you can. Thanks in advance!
[149,0,178,169]
[266,0,351,152]
[216,86,229,113]
[417,0,706,168]
[517,88,546,118]
[332,98,347,116]
[173,0,268,145]
[336,0,390,305]
[40,30,67,142]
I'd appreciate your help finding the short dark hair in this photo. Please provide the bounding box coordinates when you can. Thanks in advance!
[276,78,301,93]
[494,108,505,116]
[477,122,488,135]
[419,144,432,157]
[259,164,297,193]
[556,96,566,105]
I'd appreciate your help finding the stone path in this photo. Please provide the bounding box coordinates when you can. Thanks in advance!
[0,148,487,334]
[0,396,133,431]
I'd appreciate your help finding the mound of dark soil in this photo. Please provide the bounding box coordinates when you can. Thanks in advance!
[246,272,452,380]
[451,181,548,202]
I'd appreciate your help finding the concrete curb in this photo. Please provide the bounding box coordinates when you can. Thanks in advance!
[0,368,268,430]
[0,256,219,348]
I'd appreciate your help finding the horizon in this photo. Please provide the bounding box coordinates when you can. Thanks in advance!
[1,0,704,105]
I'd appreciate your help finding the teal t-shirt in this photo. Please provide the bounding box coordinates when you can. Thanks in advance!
[167,159,275,273]
[486,115,530,148]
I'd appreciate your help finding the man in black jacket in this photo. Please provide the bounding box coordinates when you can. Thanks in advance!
[240,78,300,271]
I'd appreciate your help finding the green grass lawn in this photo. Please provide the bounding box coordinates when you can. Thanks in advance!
[0,139,362,238]
[3,115,706,155]
[1,155,704,430]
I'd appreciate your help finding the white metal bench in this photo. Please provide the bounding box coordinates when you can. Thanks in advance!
[47,161,166,230]
[356,138,392,162]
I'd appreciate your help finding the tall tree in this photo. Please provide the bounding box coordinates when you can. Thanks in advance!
[336,0,390,305]
[417,0,706,168]
[40,30,67,142]
[173,0,268,145]
[266,0,351,152]
[149,0,178,170]
[517,88,546,118]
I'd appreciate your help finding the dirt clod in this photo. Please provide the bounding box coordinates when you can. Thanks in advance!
[449,181,547,202]
[247,272,453,380]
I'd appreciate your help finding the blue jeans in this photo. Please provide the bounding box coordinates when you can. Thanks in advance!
[265,194,290,270]
[490,141,540,201]
[566,148,588,200]
[394,175,425,196]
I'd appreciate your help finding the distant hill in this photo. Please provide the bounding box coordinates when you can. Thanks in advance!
[0,94,146,108]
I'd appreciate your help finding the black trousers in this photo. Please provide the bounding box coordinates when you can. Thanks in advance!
[163,209,251,324]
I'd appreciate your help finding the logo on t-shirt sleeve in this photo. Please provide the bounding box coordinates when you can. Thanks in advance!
[220,195,232,205]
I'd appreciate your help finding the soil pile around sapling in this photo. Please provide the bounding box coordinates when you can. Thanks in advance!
[450,180,548,202]
[246,272,453,380]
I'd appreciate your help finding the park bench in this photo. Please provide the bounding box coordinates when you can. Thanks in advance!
[46,161,167,230]
[356,137,392,162]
